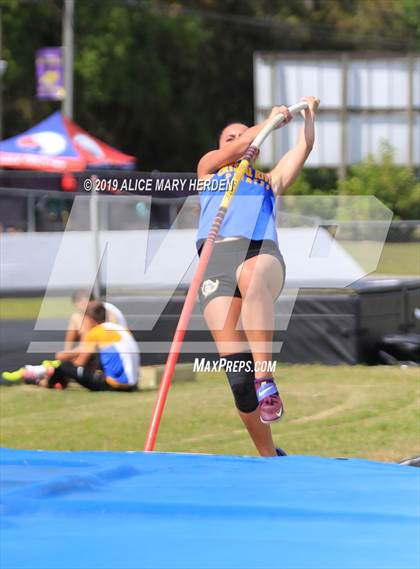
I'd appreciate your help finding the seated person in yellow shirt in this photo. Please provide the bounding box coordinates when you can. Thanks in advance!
[65,289,128,351]
[1,303,140,392]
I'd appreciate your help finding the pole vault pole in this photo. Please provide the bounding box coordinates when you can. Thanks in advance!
[144,101,308,452]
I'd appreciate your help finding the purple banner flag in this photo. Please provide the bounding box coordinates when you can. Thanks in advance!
[35,47,65,101]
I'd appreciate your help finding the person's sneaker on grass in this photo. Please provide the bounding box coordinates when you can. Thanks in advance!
[276,448,287,456]
[0,369,24,386]
[41,360,61,369]
[1,366,42,385]
[254,377,285,424]
[41,360,61,379]
[1,363,58,387]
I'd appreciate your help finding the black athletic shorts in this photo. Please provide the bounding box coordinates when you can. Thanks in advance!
[197,238,286,311]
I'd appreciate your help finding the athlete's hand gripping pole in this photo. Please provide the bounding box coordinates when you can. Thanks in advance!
[144,101,308,451]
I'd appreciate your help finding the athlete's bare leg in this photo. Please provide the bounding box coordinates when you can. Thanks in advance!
[203,296,277,457]
[203,296,248,356]
[236,254,284,380]
[238,409,277,457]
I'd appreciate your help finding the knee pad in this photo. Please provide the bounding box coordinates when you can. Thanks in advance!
[223,352,258,413]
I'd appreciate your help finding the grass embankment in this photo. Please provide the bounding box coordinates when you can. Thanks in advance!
[1,364,418,462]
[341,241,419,277]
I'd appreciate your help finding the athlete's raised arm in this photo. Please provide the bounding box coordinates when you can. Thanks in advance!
[269,96,320,196]
[197,105,292,178]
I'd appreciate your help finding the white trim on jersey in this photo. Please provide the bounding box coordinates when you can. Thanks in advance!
[103,302,128,329]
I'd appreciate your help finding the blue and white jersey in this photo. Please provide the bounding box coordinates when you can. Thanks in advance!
[103,302,128,329]
[85,323,140,386]
[196,164,278,249]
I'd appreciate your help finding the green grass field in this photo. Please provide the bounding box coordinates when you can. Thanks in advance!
[0,296,72,320]
[342,241,419,277]
[1,365,419,462]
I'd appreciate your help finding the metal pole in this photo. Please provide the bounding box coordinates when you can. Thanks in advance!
[62,0,74,118]
[27,195,36,232]
[0,6,3,143]
[89,185,101,299]
[338,53,348,181]
[407,54,413,168]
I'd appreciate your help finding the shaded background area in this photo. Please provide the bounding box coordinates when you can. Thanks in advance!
[2,0,419,172]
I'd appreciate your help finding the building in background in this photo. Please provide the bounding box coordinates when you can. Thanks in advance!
[254,52,420,177]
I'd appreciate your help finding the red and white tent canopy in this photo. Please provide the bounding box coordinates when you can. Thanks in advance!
[0,112,135,171]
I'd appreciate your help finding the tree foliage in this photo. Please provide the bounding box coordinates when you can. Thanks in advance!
[1,0,419,177]
[338,143,420,220]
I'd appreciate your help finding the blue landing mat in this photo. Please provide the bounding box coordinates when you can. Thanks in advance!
[1,448,419,569]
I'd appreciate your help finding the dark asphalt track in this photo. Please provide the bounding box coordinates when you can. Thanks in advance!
[0,319,65,372]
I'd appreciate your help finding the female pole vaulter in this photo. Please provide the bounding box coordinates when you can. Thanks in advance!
[196,96,320,457]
